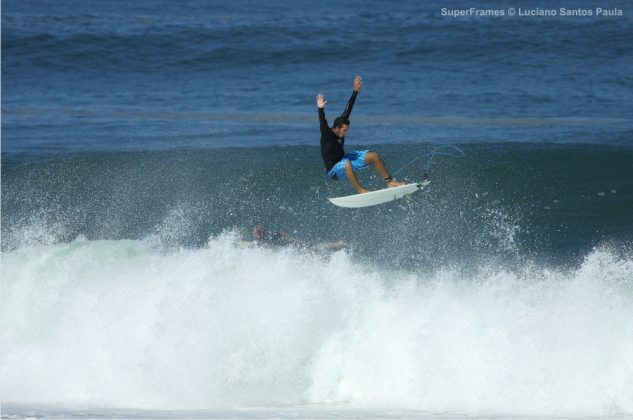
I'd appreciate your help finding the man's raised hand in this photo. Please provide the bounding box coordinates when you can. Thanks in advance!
[354,75,362,92]
[317,94,327,108]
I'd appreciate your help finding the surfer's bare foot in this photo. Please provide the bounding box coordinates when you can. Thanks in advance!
[357,188,370,194]
[387,180,405,188]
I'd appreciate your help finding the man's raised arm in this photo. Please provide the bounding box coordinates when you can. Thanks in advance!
[340,75,362,119]
[317,94,329,134]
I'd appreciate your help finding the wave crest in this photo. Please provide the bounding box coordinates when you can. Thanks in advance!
[2,236,632,415]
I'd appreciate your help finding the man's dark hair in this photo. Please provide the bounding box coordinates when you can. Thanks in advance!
[332,116,350,129]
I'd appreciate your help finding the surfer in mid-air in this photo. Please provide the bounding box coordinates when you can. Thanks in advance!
[317,75,404,194]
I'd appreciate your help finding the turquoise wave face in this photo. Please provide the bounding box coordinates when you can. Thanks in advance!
[2,143,632,267]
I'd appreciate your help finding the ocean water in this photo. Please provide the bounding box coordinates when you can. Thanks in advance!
[2,0,633,419]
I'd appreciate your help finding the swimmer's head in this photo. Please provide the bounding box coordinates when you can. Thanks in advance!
[252,225,266,240]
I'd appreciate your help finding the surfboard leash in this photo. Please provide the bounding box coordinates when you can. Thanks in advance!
[391,144,464,179]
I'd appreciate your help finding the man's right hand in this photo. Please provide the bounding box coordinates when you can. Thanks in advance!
[317,94,327,108]
[354,75,362,92]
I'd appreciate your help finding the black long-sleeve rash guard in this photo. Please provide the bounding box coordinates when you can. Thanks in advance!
[319,90,358,172]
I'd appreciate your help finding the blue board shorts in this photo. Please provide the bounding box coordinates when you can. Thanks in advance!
[327,150,371,181]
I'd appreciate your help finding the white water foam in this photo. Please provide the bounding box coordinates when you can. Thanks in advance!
[1,233,632,416]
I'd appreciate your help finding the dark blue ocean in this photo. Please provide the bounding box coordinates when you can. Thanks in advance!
[3,0,633,152]
[2,1,633,418]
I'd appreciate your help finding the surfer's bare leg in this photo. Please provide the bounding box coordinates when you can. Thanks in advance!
[345,161,369,194]
[364,151,405,187]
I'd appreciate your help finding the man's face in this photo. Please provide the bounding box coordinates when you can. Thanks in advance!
[333,124,349,139]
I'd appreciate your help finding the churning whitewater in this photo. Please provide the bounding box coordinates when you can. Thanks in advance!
[2,232,632,415]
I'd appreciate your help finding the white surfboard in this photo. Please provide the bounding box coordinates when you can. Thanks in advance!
[328,180,430,208]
